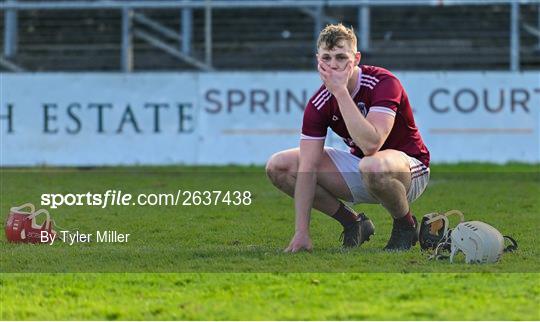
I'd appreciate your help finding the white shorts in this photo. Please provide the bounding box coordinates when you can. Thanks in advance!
[325,147,430,204]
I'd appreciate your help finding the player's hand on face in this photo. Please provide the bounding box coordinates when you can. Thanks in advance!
[284,232,313,253]
[318,60,353,95]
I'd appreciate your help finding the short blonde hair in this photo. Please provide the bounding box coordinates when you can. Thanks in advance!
[317,23,357,52]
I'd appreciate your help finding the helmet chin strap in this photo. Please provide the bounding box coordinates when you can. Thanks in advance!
[503,235,518,252]
[429,228,452,261]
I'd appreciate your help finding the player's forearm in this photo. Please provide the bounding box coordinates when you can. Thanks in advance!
[293,169,316,233]
[334,90,382,155]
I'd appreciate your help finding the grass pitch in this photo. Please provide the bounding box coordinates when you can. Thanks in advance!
[1,164,539,320]
[2,273,538,320]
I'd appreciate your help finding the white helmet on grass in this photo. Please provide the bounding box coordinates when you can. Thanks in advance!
[450,221,505,264]
[422,211,519,264]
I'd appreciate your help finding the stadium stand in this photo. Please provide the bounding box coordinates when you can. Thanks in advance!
[1,3,539,71]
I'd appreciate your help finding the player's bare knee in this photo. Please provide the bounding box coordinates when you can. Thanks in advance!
[359,156,392,191]
[359,155,392,174]
[265,154,280,184]
[266,152,295,185]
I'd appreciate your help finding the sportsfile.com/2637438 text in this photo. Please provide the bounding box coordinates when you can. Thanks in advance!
[40,190,253,209]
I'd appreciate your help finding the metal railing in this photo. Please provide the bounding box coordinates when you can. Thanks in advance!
[1,0,538,72]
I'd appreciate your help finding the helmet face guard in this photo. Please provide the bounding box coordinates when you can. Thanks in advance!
[5,203,56,243]
[419,210,465,251]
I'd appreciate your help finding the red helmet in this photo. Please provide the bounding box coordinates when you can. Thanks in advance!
[5,203,56,243]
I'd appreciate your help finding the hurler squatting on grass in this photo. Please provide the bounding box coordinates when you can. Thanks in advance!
[266,23,431,252]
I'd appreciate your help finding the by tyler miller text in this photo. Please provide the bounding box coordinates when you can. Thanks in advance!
[41,230,130,245]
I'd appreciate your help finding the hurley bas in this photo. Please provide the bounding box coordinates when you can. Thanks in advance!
[41,230,130,245]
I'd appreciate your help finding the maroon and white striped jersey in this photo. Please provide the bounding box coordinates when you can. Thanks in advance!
[301,65,430,167]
